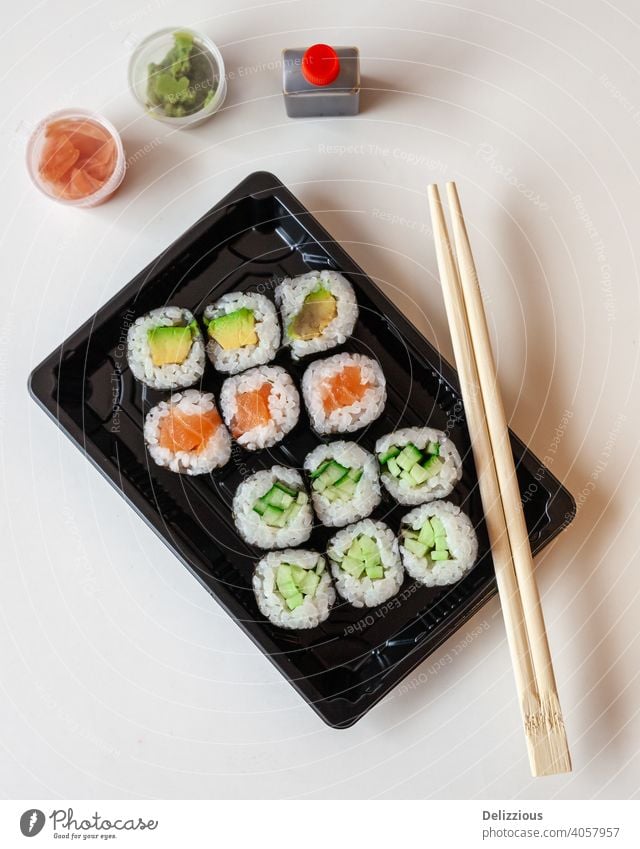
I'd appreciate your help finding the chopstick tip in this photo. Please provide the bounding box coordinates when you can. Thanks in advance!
[427,183,441,201]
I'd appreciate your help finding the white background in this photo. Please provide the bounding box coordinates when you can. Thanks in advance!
[1,0,639,800]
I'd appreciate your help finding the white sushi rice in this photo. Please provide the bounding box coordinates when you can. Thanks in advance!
[327,519,404,608]
[127,306,205,390]
[399,500,478,587]
[376,427,462,505]
[143,389,231,475]
[220,365,300,450]
[302,353,386,435]
[275,269,358,360]
[233,466,313,548]
[203,291,280,375]
[304,441,381,527]
[253,549,335,629]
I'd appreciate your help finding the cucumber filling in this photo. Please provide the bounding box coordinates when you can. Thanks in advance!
[310,459,363,502]
[402,516,451,564]
[378,441,442,486]
[275,559,325,610]
[332,534,385,581]
[253,482,308,528]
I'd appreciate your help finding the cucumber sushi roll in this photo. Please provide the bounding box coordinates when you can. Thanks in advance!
[253,550,335,629]
[327,519,403,608]
[302,353,386,434]
[202,292,280,375]
[127,306,205,390]
[233,466,313,549]
[399,501,478,587]
[144,389,231,475]
[376,427,462,505]
[220,365,300,450]
[304,441,381,527]
[275,269,358,360]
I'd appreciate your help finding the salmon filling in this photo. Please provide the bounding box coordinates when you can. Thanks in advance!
[232,383,272,437]
[158,408,221,453]
[321,366,372,413]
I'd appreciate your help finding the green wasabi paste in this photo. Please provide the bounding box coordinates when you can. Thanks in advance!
[147,31,216,118]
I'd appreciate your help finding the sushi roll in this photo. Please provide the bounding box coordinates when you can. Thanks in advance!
[127,306,205,390]
[327,519,403,608]
[220,365,300,450]
[304,441,381,527]
[399,501,478,587]
[202,291,280,375]
[233,466,313,549]
[376,427,462,506]
[275,269,358,360]
[253,550,335,629]
[302,353,386,434]
[144,389,231,474]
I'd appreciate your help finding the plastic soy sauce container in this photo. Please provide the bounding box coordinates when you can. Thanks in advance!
[282,43,360,117]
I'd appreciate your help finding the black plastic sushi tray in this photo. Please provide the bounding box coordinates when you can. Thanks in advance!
[29,171,576,727]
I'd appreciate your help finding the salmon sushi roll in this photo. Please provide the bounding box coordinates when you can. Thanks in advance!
[219,365,300,450]
[302,353,386,434]
[127,306,205,390]
[275,269,358,360]
[144,389,231,474]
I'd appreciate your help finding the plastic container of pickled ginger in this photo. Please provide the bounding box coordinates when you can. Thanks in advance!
[26,109,125,207]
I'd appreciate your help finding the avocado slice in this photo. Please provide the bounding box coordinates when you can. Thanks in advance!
[208,307,258,350]
[148,325,193,366]
[288,287,337,341]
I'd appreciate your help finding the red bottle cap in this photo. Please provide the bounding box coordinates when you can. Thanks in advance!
[301,44,340,86]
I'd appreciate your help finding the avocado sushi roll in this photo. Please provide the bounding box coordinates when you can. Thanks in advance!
[220,365,300,450]
[253,550,335,629]
[275,269,358,360]
[233,466,313,549]
[304,441,381,527]
[376,427,462,506]
[127,306,205,390]
[399,501,478,587]
[203,292,280,375]
[327,519,403,608]
[144,389,231,474]
[302,352,386,434]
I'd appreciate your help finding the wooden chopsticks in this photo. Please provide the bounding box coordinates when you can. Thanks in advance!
[427,183,571,777]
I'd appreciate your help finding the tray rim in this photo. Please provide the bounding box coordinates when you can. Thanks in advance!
[28,170,576,728]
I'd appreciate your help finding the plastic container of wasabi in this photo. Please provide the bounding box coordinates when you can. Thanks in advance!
[128,28,227,128]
